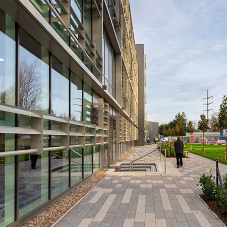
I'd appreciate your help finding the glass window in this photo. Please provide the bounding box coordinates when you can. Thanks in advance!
[52,56,69,117]
[30,0,49,22]
[71,73,82,121]
[0,112,15,226]
[84,0,92,38]
[51,150,69,198]
[71,147,82,186]
[93,145,99,172]
[19,28,49,113]
[0,10,15,106]
[84,146,92,177]
[92,92,99,125]
[18,134,48,217]
[83,83,92,123]
[71,0,82,22]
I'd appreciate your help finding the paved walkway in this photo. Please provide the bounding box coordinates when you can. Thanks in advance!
[53,145,227,227]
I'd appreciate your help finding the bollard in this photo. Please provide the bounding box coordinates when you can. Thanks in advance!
[165,149,166,173]
[216,159,219,187]
[224,152,227,161]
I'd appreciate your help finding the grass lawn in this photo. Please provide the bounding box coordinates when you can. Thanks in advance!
[185,144,227,165]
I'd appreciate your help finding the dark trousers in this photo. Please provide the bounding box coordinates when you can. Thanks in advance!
[176,153,183,167]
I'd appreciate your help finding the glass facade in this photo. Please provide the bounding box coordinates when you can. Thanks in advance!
[51,57,69,117]
[19,28,49,113]
[0,10,15,106]
[0,0,138,225]
[84,146,92,177]
[103,28,116,98]
[83,83,92,123]
[93,145,99,171]
[71,148,82,186]
[71,73,83,121]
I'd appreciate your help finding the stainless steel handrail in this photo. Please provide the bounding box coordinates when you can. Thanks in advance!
[71,148,82,157]
[0,149,38,157]
[129,145,158,172]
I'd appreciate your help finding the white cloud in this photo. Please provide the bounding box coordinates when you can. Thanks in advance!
[131,0,227,124]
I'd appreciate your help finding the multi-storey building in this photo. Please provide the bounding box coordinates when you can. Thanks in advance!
[0,0,143,226]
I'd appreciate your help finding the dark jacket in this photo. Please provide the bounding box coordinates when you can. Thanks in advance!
[174,140,184,153]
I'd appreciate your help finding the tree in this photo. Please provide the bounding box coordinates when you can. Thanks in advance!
[209,112,219,132]
[19,58,42,110]
[173,112,187,136]
[186,120,194,135]
[217,96,227,152]
[198,114,209,152]
[175,124,180,136]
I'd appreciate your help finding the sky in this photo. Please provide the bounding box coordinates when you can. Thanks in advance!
[130,0,227,126]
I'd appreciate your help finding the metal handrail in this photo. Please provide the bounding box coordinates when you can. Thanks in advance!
[216,159,224,189]
[71,148,82,157]
[129,146,158,171]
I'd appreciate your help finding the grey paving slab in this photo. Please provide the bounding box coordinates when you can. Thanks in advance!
[52,145,226,227]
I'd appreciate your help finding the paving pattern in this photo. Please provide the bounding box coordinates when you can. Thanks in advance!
[53,145,227,227]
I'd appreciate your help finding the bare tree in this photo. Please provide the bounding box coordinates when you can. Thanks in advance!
[19,58,41,110]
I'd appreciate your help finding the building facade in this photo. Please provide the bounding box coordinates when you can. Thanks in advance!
[146,121,159,143]
[0,0,142,226]
[135,44,146,146]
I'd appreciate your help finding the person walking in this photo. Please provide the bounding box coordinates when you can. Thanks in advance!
[174,136,184,168]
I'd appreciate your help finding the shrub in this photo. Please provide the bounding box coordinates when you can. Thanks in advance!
[216,187,227,212]
[223,174,227,189]
[199,173,216,200]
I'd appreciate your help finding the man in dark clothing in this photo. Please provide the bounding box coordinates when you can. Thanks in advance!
[174,136,184,168]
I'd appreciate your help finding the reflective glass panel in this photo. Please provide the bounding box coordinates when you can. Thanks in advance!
[51,150,69,198]
[84,0,92,38]
[71,73,82,121]
[71,148,82,186]
[83,83,92,123]
[0,10,15,106]
[52,57,69,117]
[18,136,48,218]
[19,28,49,113]
[0,110,15,226]
[93,145,99,172]
[84,146,92,177]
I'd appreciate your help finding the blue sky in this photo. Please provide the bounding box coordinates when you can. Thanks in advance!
[130,0,227,125]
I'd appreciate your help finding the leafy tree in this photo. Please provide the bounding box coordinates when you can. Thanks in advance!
[186,120,194,135]
[173,112,187,135]
[209,113,219,132]
[217,96,227,135]
[198,114,209,152]
[217,96,227,152]
[175,124,180,136]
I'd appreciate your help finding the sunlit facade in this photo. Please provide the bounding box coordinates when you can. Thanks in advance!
[0,0,140,226]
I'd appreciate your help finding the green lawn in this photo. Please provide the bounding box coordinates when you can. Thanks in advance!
[185,144,227,165]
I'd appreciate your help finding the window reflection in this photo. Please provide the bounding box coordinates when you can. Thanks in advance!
[93,146,99,172]
[71,148,82,186]
[19,29,49,113]
[18,134,48,218]
[0,10,15,106]
[51,56,69,117]
[103,28,116,98]
[83,83,92,123]
[51,150,69,198]
[71,73,82,121]
[84,146,92,177]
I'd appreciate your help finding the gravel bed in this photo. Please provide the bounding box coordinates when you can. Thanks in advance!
[23,170,107,227]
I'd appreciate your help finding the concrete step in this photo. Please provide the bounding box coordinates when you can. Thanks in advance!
[120,168,149,172]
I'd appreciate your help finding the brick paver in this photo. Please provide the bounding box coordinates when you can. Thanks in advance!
[53,145,226,227]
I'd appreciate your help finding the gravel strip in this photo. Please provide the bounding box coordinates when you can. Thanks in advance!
[23,170,107,227]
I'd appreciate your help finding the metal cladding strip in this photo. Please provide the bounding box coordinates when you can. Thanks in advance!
[0,149,38,157]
